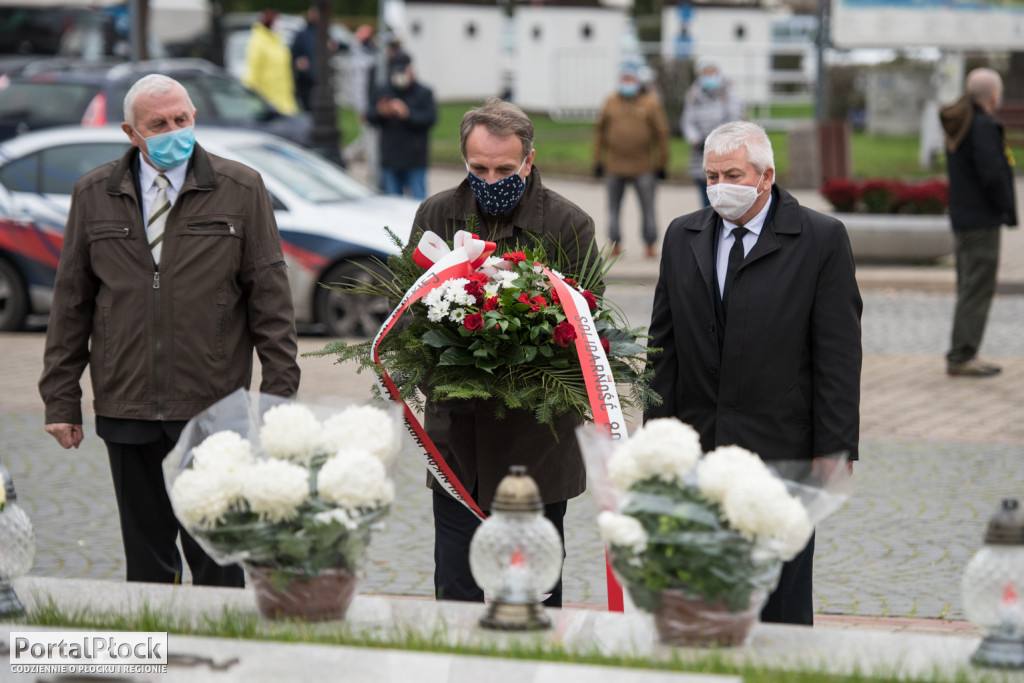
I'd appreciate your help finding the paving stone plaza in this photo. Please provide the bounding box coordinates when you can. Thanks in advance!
[3,169,1024,638]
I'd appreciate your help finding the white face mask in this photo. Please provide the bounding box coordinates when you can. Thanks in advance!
[707,171,765,222]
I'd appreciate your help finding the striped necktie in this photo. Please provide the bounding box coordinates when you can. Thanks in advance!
[147,174,171,265]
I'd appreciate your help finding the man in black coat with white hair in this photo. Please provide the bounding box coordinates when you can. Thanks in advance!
[645,120,862,625]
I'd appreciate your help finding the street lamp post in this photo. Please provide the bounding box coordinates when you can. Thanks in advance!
[311,0,344,166]
[129,0,149,63]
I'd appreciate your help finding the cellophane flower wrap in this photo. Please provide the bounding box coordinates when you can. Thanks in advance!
[577,419,852,617]
[163,389,402,583]
[311,227,659,428]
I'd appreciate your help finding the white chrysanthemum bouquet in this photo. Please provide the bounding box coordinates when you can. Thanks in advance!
[579,418,851,617]
[164,390,401,582]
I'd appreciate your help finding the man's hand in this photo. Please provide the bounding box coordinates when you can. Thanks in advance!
[46,423,84,449]
[594,164,604,178]
[389,99,410,119]
[656,168,667,180]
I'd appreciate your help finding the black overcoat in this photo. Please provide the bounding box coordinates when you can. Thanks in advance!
[645,185,862,462]
[944,102,1018,230]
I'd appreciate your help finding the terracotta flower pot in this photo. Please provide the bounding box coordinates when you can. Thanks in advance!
[247,566,359,622]
[653,590,765,647]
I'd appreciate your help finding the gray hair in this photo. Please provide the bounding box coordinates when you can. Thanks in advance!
[123,74,194,127]
[965,67,1003,106]
[459,97,534,162]
[703,120,775,180]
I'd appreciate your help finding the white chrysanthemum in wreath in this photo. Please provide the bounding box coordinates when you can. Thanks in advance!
[258,403,324,463]
[695,444,772,505]
[597,510,648,553]
[321,405,400,463]
[170,469,237,530]
[607,418,703,489]
[317,448,395,510]
[242,459,310,522]
[191,430,254,473]
[721,474,813,559]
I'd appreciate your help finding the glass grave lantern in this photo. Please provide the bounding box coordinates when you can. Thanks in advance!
[962,498,1024,669]
[469,466,563,630]
[0,464,36,617]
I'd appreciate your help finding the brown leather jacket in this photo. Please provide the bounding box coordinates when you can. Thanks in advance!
[40,144,300,425]
[409,167,596,507]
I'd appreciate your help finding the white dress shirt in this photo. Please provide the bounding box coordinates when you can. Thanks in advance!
[139,160,187,226]
[715,193,773,296]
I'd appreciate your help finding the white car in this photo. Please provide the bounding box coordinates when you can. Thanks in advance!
[0,125,419,337]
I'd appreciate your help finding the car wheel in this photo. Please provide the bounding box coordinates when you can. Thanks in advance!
[0,257,28,332]
[315,259,392,338]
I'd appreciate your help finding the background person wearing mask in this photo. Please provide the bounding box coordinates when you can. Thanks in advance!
[367,52,436,200]
[244,9,299,116]
[593,63,670,258]
[682,56,743,207]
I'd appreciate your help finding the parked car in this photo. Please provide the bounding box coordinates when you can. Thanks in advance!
[0,57,311,147]
[0,6,110,56]
[0,126,419,337]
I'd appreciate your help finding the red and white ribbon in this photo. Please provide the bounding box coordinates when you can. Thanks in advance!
[373,231,496,521]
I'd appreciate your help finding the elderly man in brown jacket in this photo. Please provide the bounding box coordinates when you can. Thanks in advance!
[39,74,300,587]
[410,97,597,607]
[593,62,670,258]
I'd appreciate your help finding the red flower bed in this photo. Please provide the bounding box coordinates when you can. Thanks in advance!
[820,178,949,215]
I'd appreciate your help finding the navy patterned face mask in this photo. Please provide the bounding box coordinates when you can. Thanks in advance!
[466,158,527,216]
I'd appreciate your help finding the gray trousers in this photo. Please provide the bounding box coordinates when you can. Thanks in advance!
[606,173,658,247]
[948,228,1001,365]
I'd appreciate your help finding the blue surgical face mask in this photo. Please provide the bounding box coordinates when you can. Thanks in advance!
[700,74,723,92]
[618,82,640,98]
[137,126,195,171]
[466,157,527,216]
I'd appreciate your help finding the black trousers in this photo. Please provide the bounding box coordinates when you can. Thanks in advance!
[760,532,815,625]
[105,432,244,587]
[433,491,567,607]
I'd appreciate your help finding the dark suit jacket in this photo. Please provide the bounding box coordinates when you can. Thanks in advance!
[645,185,862,462]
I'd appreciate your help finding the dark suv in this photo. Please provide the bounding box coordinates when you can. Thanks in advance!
[0,57,312,146]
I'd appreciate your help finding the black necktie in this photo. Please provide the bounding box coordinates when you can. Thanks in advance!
[723,227,748,314]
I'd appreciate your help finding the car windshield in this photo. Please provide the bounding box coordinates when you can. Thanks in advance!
[0,82,95,121]
[200,74,273,121]
[230,140,374,203]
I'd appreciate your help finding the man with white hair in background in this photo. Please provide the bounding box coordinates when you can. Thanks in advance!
[39,74,300,586]
[940,67,1018,377]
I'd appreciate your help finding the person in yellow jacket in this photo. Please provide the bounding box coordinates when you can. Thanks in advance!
[243,9,299,115]
[593,62,670,258]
